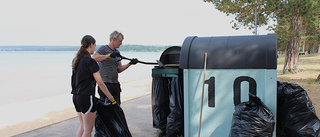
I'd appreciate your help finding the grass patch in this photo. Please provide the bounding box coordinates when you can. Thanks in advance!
[277,58,285,65]
[301,53,319,58]
[307,78,319,84]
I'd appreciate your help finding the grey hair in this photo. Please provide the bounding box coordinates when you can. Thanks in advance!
[109,31,124,41]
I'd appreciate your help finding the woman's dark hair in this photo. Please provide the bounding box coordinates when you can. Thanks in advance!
[72,35,96,71]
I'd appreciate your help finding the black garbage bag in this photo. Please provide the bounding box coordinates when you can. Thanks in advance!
[230,93,275,137]
[152,77,170,132]
[95,103,132,137]
[277,81,320,137]
[166,77,184,137]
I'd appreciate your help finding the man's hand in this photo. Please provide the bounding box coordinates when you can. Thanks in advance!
[129,58,138,65]
[109,51,122,58]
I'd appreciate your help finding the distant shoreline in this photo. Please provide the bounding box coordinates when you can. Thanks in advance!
[0,45,176,52]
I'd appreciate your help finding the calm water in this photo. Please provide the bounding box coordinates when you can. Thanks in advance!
[0,51,161,105]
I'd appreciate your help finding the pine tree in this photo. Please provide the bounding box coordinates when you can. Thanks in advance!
[204,0,320,74]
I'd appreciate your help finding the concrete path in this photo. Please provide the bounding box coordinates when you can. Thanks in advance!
[14,95,165,137]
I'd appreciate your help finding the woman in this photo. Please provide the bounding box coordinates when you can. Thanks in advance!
[71,35,116,137]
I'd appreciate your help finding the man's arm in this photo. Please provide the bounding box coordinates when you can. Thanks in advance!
[92,52,110,62]
[117,61,131,73]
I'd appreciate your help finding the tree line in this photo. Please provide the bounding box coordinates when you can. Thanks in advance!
[205,0,320,74]
[0,45,172,52]
[117,44,171,52]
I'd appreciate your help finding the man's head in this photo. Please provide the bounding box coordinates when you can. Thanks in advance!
[109,31,124,49]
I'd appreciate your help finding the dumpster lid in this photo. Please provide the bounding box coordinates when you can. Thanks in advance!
[179,34,277,69]
[160,46,181,66]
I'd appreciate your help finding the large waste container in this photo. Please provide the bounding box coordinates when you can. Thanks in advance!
[152,46,184,136]
[180,34,277,137]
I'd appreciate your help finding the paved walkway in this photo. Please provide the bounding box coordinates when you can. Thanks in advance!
[14,95,165,137]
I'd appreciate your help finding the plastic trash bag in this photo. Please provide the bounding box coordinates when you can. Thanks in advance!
[230,93,275,137]
[95,103,132,137]
[152,77,170,132]
[166,77,184,137]
[277,81,320,137]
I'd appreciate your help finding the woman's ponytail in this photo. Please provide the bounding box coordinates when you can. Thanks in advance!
[72,35,96,71]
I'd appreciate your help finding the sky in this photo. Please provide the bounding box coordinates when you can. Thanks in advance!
[0,0,273,46]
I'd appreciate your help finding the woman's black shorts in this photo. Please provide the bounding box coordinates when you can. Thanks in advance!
[73,94,97,114]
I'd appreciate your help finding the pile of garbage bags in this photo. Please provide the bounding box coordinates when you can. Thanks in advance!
[230,81,320,137]
[230,93,275,137]
[95,103,132,137]
[277,81,320,137]
[152,77,184,137]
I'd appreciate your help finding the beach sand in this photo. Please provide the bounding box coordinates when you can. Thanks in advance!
[0,78,152,137]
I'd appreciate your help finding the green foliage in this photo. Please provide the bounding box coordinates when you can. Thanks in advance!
[204,0,320,73]
[204,0,277,32]
[302,0,320,51]
[204,0,320,45]
[274,17,289,51]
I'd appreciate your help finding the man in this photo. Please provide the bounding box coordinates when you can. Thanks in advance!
[92,31,138,104]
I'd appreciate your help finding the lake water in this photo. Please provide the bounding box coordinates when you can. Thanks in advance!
[0,51,162,105]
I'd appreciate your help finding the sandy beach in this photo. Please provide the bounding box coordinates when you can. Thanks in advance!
[0,77,152,137]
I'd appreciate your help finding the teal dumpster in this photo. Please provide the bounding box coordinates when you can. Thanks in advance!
[180,34,277,137]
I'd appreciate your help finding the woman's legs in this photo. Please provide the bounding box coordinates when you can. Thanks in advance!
[74,94,97,137]
[81,111,97,137]
[76,112,84,137]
